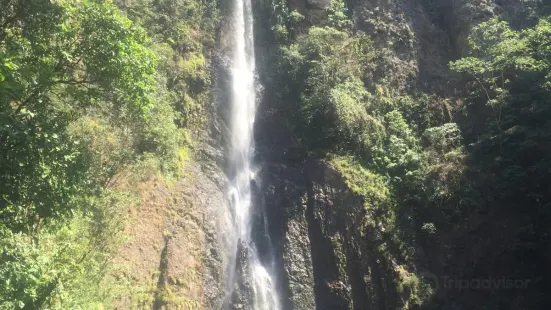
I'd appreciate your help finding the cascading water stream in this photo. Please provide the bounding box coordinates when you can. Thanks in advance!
[225,0,280,309]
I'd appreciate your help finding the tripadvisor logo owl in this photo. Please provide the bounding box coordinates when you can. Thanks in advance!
[418,271,531,292]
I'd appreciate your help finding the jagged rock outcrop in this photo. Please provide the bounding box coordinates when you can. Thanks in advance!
[260,162,409,310]
[114,156,232,310]
[230,240,255,310]
[170,159,233,310]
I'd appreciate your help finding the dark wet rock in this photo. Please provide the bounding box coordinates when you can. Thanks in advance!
[230,240,255,310]
[282,202,316,310]
[256,162,404,310]
[306,0,331,9]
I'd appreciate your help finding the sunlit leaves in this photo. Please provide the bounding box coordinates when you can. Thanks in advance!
[59,0,157,113]
[423,123,463,155]
[450,16,551,95]
[327,0,352,30]
[0,0,159,230]
[0,0,218,308]
[330,80,384,152]
[0,194,130,309]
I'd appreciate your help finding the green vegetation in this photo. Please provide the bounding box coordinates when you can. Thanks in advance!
[1,0,218,308]
[2,0,550,308]
[267,0,551,308]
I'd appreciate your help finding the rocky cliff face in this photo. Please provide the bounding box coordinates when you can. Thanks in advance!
[115,14,236,307]
[250,0,547,309]
[257,162,414,310]
[114,152,232,309]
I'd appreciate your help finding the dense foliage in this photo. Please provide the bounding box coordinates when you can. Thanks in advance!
[0,0,218,308]
[2,0,549,308]
[264,0,551,308]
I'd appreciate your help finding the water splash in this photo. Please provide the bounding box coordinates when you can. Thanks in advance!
[225,0,280,309]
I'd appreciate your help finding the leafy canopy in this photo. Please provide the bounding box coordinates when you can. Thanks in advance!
[0,0,156,229]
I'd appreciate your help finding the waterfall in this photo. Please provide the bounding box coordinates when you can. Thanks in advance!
[225,0,281,309]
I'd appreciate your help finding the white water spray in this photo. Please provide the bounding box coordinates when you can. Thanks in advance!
[226,0,280,309]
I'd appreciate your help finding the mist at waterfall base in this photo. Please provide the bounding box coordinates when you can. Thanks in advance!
[223,0,281,309]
